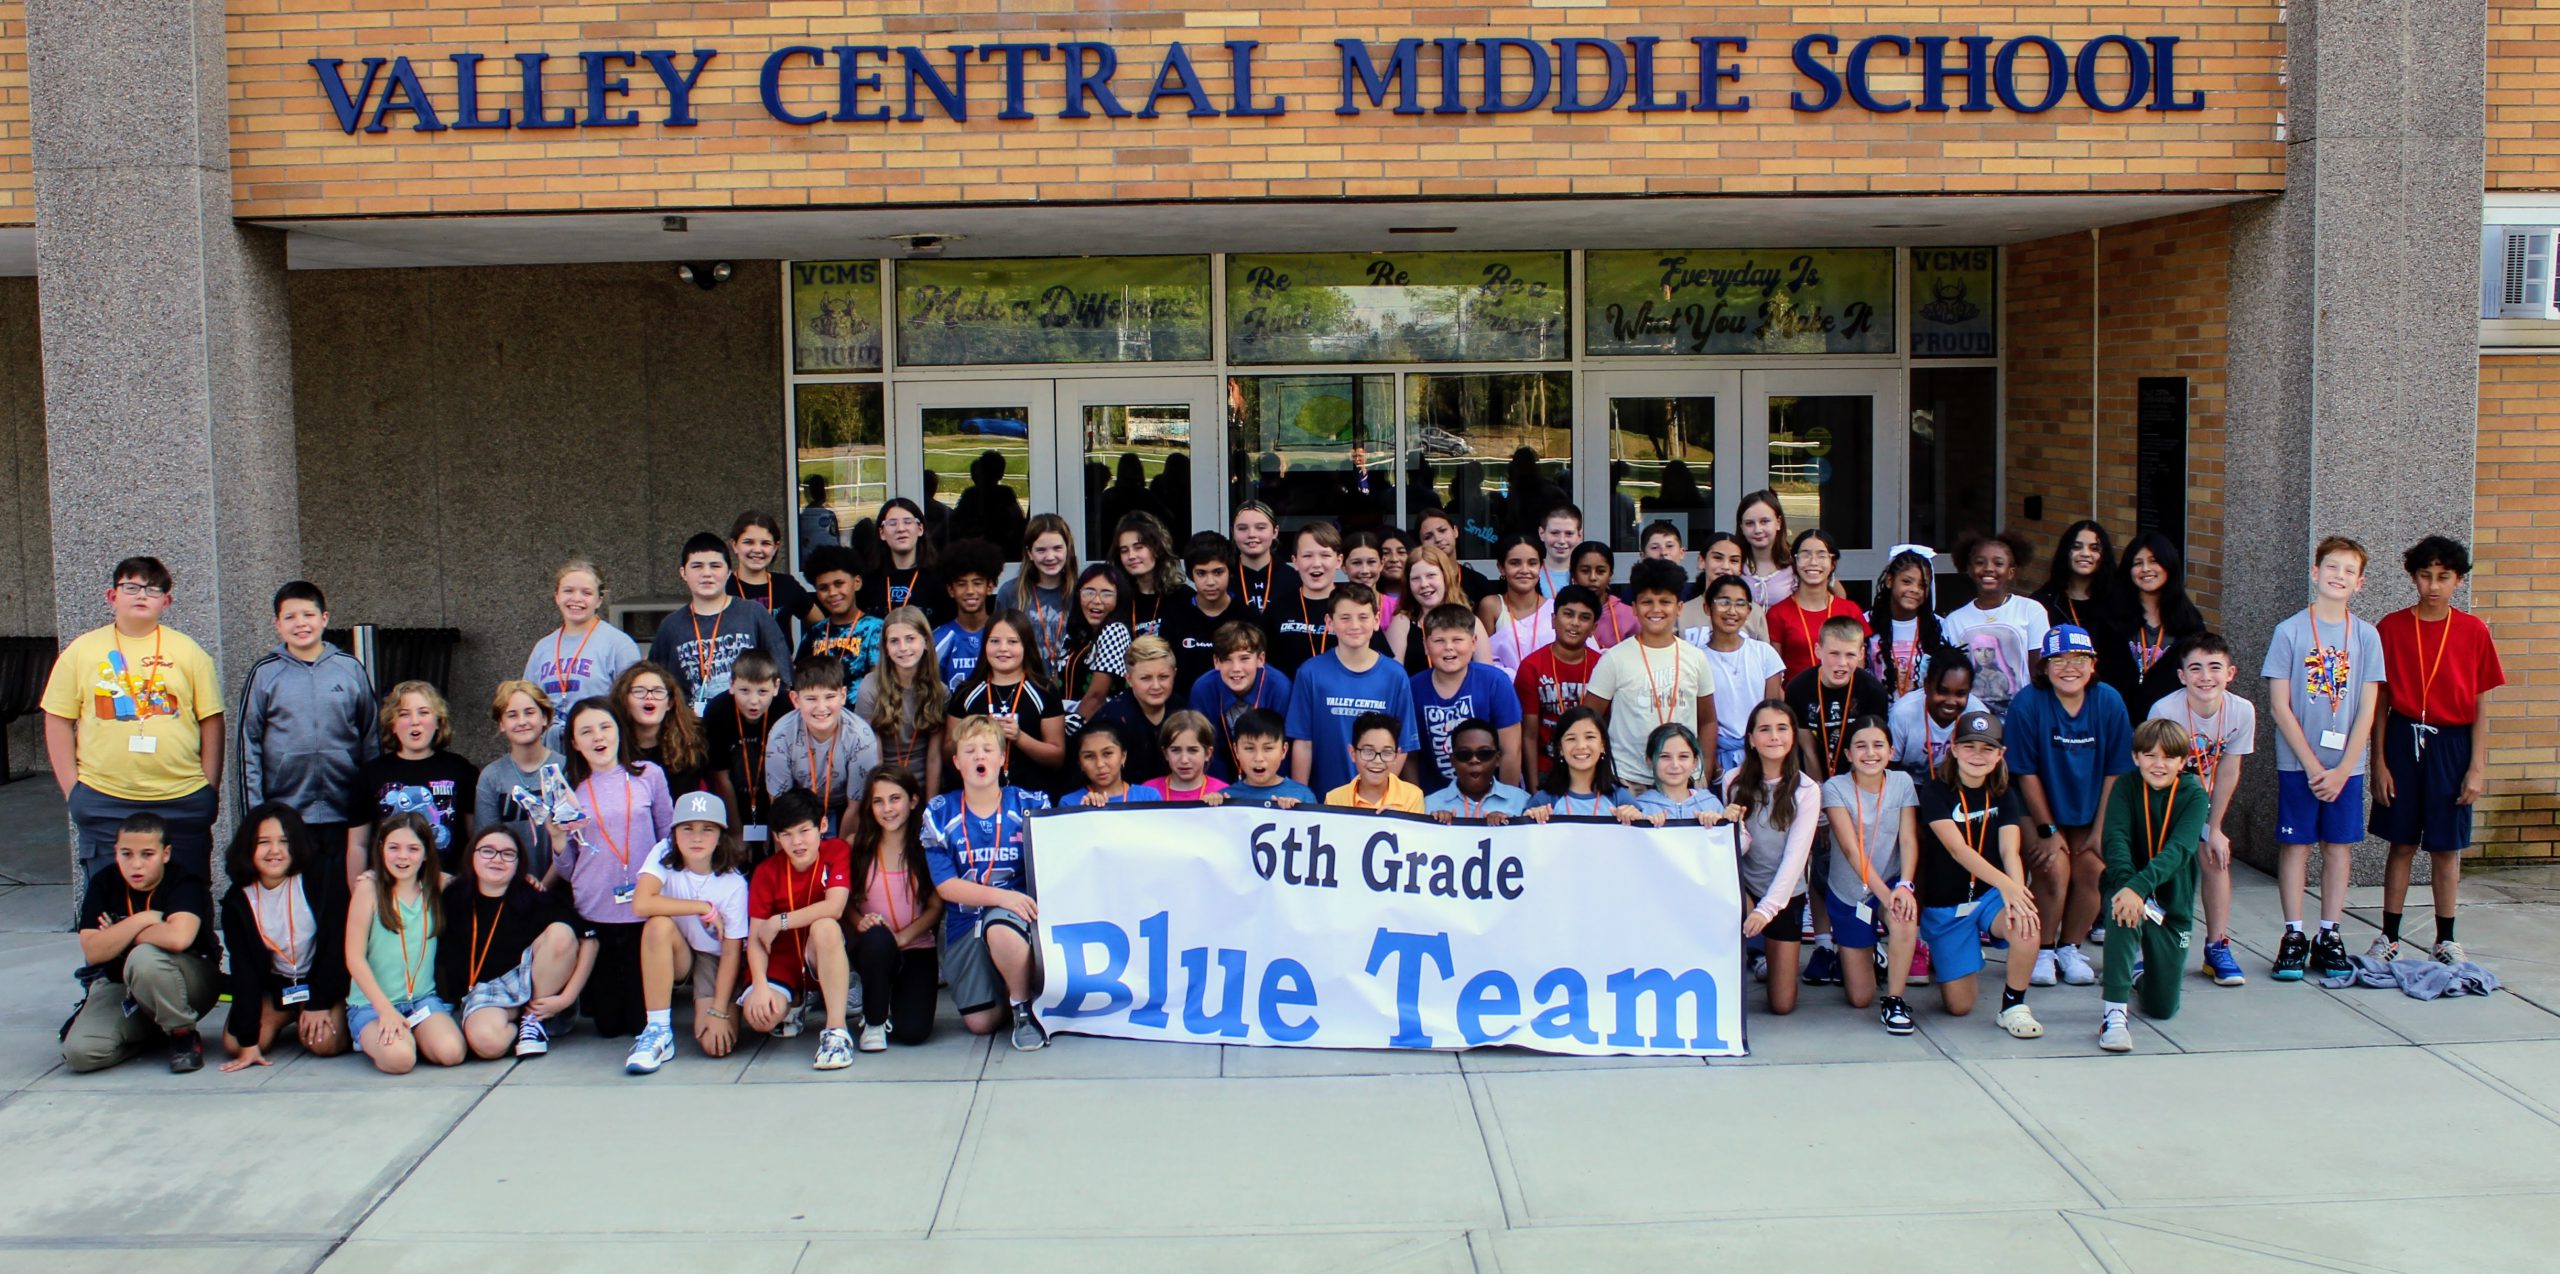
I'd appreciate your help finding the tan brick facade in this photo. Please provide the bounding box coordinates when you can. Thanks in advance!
[2492,0,2560,190]
[2000,205,2231,625]
[2472,354,2560,859]
[0,1,28,227]
[222,1,2287,219]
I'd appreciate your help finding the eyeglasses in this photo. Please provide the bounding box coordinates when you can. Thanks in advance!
[112,583,169,598]
[1354,746,1399,763]
[1711,598,1754,610]
[1450,747,1501,763]
[1794,547,1834,561]
[627,686,670,701]
[474,846,519,862]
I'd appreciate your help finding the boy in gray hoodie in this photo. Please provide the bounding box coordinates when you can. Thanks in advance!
[237,582,378,861]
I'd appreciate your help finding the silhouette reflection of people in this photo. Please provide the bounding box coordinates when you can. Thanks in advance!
[951,448,1026,551]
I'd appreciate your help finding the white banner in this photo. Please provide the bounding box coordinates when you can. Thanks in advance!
[1029,804,1746,1057]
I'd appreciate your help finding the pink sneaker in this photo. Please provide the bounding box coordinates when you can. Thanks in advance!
[1908,941,1934,986]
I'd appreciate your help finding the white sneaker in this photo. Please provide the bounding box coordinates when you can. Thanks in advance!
[2098,1008,2133,1053]
[2087,921,2106,946]
[2055,944,2098,986]
[623,1023,675,1075]
[858,1022,889,1053]
[2030,948,2058,987]
[1998,1002,2045,1039]
[812,1028,854,1071]
[771,996,805,1039]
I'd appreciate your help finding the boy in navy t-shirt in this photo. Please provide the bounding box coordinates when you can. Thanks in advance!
[1190,621,1292,783]
[1408,602,1524,794]
[1284,584,1419,797]
[921,715,1053,1051]
[2003,624,2133,991]
[1219,708,1317,808]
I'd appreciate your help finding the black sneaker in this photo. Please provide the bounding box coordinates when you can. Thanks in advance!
[1879,997,1915,1036]
[169,1028,204,1074]
[2272,929,2310,982]
[2311,929,2354,978]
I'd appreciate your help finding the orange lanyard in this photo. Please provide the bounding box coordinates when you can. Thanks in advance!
[392,892,421,1000]
[1789,598,1822,670]
[687,609,718,695]
[466,896,504,987]
[785,857,815,915]
[1134,591,1162,631]
[892,568,920,610]
[251,881,297,960]
[2138,780,2180,870]
[1214,671,1270,770]
[550,622,596,692]
[1297,597,1331,659]
[580,773,639,869]
[1816,682,1849,774]
[2306,612,2352,713]
[806,731,838,819]
[1637,641,1679,725]
[1504,597,1542,660]
[2183,700,2223,787]
[744,577,773,610]
[1602,599,1625,646]
[1840,777,1887,895]
[1953,788,1989,902]
[2136,621,2166,674]
[734,702,765,804]
[957,801,1006,874]
[126,885,157,918]
[2416,614,2453,726]
[873,862,915,934]
[1244,562,1272,608]
[110,626,165,696]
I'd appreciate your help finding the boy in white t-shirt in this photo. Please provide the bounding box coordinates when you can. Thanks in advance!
[1938,531,2049,714]
[626,790,752,1075]
[2149,632,2255,987]
[1584,560,1715,791]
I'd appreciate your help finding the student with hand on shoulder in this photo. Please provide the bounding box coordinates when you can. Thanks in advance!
[624,791,751,1076]
[441,824,585,1062]
[218,804,349,1071]
[237,580,377,875]
[65,812,222,1074]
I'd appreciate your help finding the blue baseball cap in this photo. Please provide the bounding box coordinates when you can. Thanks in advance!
[2041,624,2097,659]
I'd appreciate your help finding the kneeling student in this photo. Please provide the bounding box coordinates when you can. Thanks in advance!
[219,804,350,1071]
[346,812,465,1074]
[742,788,856,1068]
[1913,712,2046,1039]
[626,791,751,1075]
[65,813,222,1074]
[1426,718,1533,824]
[924,716,1055,1050]
[850,769,945,1050]
[1820,718,1922,1033]
[1326,711,1427,813]
[441,825,586,1061]
[2096,720,2208,1052]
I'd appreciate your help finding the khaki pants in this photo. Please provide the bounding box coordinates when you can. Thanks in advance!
[62,947,216,1073]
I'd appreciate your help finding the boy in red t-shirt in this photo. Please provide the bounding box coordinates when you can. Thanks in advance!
[1513,585,1599,789]
[2368,536,2506,965]
[741,788,856,1069]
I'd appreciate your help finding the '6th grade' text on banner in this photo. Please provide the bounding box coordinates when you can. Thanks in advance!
[1030,805,1746,1057]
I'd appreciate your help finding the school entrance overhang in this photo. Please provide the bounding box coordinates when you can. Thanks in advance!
[247,193,2253,271]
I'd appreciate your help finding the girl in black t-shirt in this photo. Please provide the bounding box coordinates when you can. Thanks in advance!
[946,611,1069,795]
[1914,713,2046,1039]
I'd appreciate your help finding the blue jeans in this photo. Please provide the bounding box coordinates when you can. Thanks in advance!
[67,782,218,883]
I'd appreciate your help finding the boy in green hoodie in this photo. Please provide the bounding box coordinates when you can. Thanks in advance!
[2097,717,2208,1052]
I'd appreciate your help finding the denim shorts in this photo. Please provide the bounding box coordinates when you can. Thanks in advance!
[349,995,455,1052]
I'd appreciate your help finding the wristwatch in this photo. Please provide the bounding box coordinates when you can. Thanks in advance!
[2037,823,2060,839]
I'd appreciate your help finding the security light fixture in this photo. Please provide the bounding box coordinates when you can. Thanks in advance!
[662,215,688,232]
[677,261,733,290]
[889,232,953,255]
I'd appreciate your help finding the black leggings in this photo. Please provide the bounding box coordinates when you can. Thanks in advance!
[582,922,644,1038]
[852,925,939,1044]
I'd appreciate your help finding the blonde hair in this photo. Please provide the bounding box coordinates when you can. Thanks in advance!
[949,714,1010,753]
[866,606,947,741]
[1125,634,1176,670]
[489,678,555,726]
[379,680,454,751]
[553,558,605,593]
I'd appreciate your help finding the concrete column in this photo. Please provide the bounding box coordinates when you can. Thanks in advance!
[25,0,301,729]
[2223,0,2487,879]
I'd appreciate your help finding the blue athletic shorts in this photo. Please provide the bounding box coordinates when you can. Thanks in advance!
[1917,891,2007,982]
[1825,883,1883,949]
[2368,716,2473,852]
[2276,769,2366,846]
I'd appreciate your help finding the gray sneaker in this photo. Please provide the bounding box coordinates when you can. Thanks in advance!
[2098,1008,2133,1053]
[1009,1002,1050,1052]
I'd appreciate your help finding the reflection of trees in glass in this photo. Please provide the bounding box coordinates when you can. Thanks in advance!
[794,383,888,524]
[1408,373,1570,548]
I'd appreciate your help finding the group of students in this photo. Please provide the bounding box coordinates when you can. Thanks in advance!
[39,488,2503,1073]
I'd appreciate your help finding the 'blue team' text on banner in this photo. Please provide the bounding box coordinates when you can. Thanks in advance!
[1030,805,1746,1057]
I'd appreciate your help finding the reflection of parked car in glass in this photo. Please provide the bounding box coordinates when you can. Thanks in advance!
[960,416,1029,438]
[1414,424,1473,458]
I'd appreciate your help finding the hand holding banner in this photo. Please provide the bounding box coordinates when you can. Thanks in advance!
[1032,804,1746,1057]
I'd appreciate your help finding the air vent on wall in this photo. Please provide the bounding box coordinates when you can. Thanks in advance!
[2482,225,2560,321]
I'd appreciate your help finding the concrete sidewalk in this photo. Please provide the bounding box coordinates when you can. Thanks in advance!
[2,777,2558,1272]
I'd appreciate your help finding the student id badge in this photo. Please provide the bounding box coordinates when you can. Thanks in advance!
[402,1005,434,1027]
[1853,901,1875,925]
[280,983,311,1006]
[2142,900,2166,926]
[2319,729,2348,752]
[1954,899,1977,918]
[613,883,637,906]
[127,734,157,754]
[744,825,769,843]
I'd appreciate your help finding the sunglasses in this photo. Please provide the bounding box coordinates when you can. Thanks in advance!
[1449,747,1501,763]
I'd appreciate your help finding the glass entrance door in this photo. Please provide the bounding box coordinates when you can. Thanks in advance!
[1055,376,1223,554]
[1582,371,1741,560]
[1742,368,1906,596]
[895,379,1058,552]
[894,377,1222,556]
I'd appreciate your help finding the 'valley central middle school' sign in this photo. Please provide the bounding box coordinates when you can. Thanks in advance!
[311,33,2212,135]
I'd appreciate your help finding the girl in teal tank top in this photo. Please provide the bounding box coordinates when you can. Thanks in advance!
[347,812,464,1074]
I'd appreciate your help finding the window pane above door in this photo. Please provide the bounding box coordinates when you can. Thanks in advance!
[1607,394,1717,552]
[1228,374,1396,540]
[1082,403,1195,551]
[923,405,1031,550]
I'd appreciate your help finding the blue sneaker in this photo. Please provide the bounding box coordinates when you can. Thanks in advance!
[2203,939,2246,987]
[1801,944,1843,986]
[624,1022,675,1075]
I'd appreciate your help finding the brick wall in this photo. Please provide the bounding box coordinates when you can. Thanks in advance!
[0,1,27,227]
[2001,205,2232,625]
[2472,353,2560,859]
[2491,0,2560,191]
[224,0,2287,219]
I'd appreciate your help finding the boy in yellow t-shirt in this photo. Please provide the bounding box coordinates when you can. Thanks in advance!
[1325,712,1426,814]
[41,557,225,880]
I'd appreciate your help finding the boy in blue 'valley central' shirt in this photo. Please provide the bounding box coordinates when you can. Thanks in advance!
[921,715,1053,1053]
[1285,585,1419,797]
[1408,602,1524,794]
[2003,624,2133,991]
